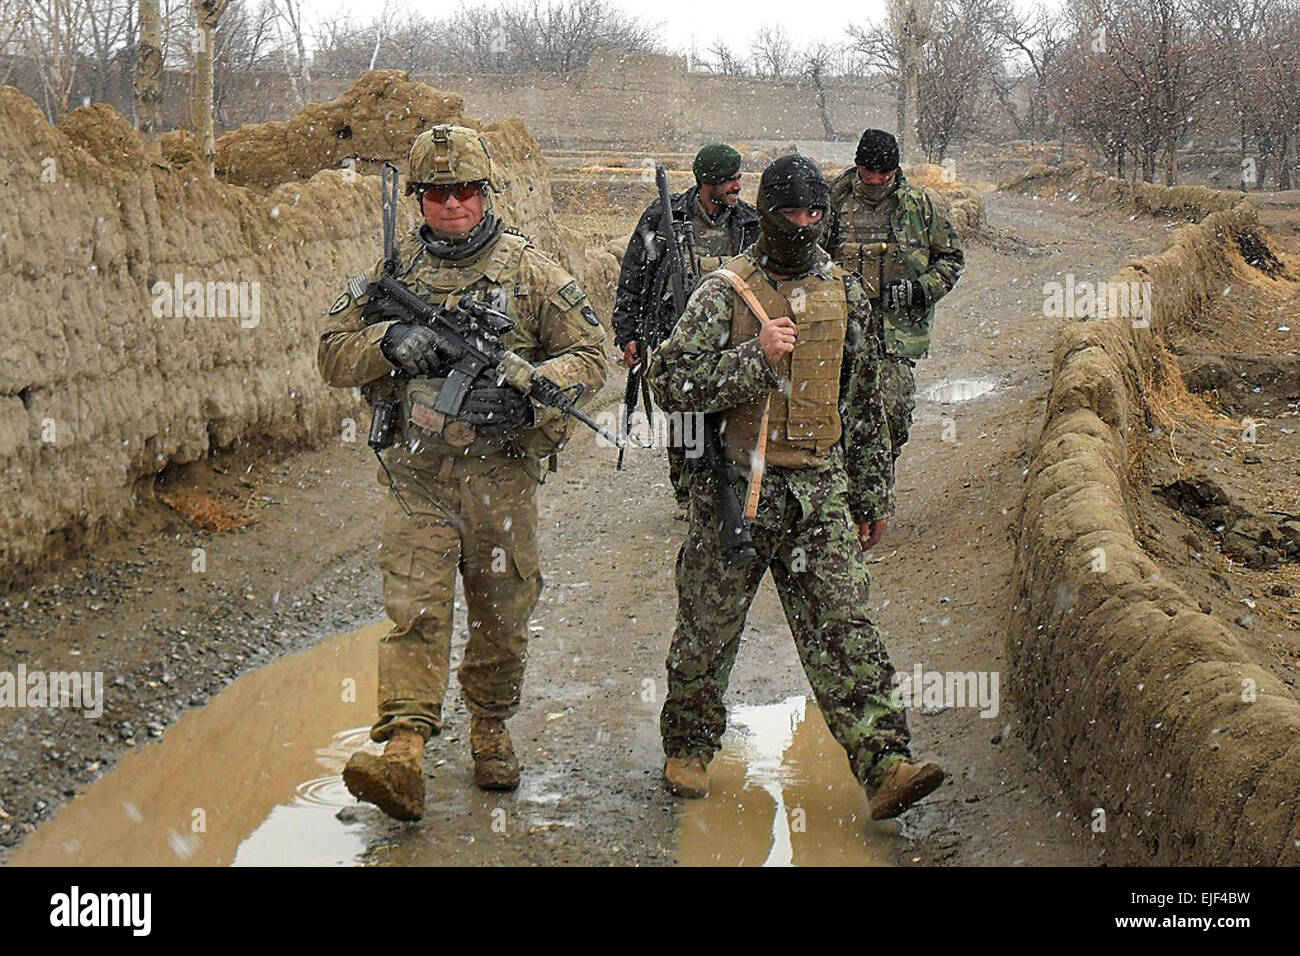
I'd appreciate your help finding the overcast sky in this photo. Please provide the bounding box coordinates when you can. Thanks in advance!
[303,0,1056,61]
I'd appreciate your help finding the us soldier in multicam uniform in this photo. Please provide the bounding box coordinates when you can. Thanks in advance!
[648,155,945,820]
[613,144,759,510]
[824,129,965,465]
[317,125,607,821]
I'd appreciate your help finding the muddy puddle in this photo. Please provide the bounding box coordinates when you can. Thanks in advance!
[10,623,388,867]
[13,633,902,867]
[924,378,999,403]
[676,696,901,866]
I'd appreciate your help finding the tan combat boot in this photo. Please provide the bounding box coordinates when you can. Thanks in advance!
[869,758,945,820]
[342,728,426,821]
[663,755,710,798]
[470,715,520,791]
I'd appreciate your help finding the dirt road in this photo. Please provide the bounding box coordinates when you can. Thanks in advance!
[2,188,1173,866]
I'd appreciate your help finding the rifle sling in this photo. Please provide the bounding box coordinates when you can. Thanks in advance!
[710,268,775,521]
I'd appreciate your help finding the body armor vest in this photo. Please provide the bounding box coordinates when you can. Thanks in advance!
[718,256,847,471]
[835,191,900,298]
[398,231,532,457]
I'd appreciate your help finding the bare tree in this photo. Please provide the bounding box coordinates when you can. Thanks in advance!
[498,0,658,73]
[364,0,403,70]
[309,0,659,76]
[700,36,747,76]
[134,0,162,144]
[849,3,922,158]
[269,0,305,106]
[0,0,23,85]
[850,0,998,161]
[917,0,1001,160]
[81,0,133,106]
[801,42,842,138]
[192,0,227,174]
[891,0,934,163]
[16,0,94,119]
[750,22,794,77]
[1241,0,1300,188]
[212,0,276,126]
[443,3,508,72]
[989,0,1065,142]
[1054,0,1215,185]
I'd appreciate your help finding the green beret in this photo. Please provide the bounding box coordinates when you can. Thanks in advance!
[692,143,743,184]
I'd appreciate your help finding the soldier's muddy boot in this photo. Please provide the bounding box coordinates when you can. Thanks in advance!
[342,728,426,821]
[663,755,709,798]
[869,758,945,820]
[471,716,520,791]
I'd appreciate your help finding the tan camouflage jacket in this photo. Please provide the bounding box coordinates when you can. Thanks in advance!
[318,225,608,473]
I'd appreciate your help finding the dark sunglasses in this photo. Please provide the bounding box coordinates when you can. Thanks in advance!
[420,182,484,203]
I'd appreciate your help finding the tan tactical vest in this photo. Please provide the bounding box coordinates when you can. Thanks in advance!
[719,256,847,471]
[835,191,900,298]
[398,231,532,457]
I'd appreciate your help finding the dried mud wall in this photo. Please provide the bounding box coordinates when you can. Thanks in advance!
[1012,193,1300,864]
[1004,161,1244,221]
[212,70,616,317]
[0,73,615,584]
[907,162,984,234]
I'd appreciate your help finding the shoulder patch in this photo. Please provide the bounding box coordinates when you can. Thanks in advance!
[557,280,586,308]
[580,304,601,327]
[328,291,351,315]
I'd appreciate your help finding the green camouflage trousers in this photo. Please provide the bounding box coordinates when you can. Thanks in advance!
[880,354,916,465]
[661,465,912,787]
[370,450,542,743]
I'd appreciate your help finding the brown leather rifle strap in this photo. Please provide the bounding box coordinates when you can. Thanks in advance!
[712,268,775,520]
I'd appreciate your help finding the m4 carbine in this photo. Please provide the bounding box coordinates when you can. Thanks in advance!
[371,278,622,448]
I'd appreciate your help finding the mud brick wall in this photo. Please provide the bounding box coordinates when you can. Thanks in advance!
[181,52,895,148]
[1012,198,1300,865]
[1004,161,1245,221]
[210,71,618,318]
[0,75,615,584]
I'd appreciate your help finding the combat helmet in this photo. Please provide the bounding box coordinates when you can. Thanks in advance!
[406,124,501,195]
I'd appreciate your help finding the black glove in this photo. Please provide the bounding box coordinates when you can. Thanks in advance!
[460,382,534,432]
[881,279,927,311]
[380,323,442,377]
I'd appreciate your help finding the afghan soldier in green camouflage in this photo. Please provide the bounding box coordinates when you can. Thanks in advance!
[613,143,759,510]
[649,155,945,820]
[824,129,965,465]
[317,125,607,820]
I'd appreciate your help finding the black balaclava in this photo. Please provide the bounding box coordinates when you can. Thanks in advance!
[753,154,829,277]
[854,128,901,204]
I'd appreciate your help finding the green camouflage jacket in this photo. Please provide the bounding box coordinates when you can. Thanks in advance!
[824,168,965,359]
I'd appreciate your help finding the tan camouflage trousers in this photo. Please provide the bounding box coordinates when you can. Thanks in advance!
[660,466,912,787]
[369,450,542,743]
[880,354,916,465]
